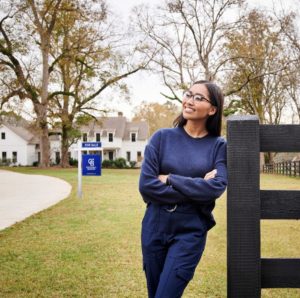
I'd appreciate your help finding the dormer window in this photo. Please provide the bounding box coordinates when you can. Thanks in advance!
[131,132,137,142]
[108,132,113,142]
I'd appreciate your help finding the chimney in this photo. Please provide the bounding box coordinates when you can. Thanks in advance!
[118,112,123,117]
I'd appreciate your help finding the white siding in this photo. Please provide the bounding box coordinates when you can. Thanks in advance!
[0,126,33,165]
[27,144,38,165]
[121,140,147,165]
[50,139,61,164]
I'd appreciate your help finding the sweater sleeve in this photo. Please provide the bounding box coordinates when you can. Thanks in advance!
[168,139,227,204]
[139,130,189,204]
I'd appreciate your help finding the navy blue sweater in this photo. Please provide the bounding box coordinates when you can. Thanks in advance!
[139,127,228,229]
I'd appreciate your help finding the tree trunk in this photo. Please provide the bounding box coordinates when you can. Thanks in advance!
[40,127,50,167]
[34,101,50,167]
[38,36,51,167]
[60,124,70,168]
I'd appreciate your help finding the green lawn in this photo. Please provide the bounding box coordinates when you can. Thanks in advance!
[0,168,299,297]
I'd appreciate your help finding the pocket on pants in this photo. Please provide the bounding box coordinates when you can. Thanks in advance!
[176,268,194,282]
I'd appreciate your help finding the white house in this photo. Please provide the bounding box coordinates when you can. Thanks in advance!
[0,113,149,166]
[69,112,149,166]
[0,120,39,166]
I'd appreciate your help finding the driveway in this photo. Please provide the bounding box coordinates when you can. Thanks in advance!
[0,170,72,231]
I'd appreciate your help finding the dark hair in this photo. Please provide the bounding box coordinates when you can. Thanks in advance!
[173,80,224,136]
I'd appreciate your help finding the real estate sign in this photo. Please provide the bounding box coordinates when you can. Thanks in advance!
[77,141,102,198]
[82,154,101,176]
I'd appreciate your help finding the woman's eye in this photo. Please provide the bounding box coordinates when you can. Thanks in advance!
[194,96,203,101]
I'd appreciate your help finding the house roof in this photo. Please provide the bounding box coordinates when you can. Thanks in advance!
[81,116,149,141]
[5,124,39,144]
[0,116,39,144]
[124,121,148,141]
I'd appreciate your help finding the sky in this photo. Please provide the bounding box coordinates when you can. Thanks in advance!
[106,0,167,119]
[106,0,298,120]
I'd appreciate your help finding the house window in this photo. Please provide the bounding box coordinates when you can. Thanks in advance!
[96,133,101,142]
[131,133,137,142]
[137,151,142,162]
[55,152,60,165]
[1,132,5,140]
[82,133,87,142]
[126,151,131,162]
[108,133,113,142]
[2,152,7,162]
[12,152,17,163]
[35,144,40,150]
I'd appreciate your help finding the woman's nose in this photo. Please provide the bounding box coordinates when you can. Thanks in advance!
[186,95,195,105]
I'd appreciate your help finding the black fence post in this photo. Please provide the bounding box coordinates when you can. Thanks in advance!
[227,115,261,298]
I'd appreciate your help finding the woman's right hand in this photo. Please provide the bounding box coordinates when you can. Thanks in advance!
[204,169,217,180]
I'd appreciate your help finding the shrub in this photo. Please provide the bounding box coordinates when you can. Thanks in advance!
[69,157,78,167]
[114,158,128,169]
[32,161,39,167]
[102,158,129,169]
[102,159,114,168]
[129,161,137,168]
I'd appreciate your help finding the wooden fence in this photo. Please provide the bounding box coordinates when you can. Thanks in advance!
[227,115,300,298]
[263,161,300,176]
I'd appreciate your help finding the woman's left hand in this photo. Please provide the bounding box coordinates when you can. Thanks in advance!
[158,175,169,184]
[204,169,217,180]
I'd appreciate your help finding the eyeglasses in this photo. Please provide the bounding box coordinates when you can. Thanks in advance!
[183,91,212,104]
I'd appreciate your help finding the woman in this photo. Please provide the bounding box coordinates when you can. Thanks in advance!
[139,80,227,298]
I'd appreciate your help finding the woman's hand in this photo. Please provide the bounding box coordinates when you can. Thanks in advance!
[158,175,169,184]
[204,169,217,180]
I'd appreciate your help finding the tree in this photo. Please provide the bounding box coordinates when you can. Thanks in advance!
[48,0,148,167]
[223,9,293,125]
[0,0,64,167]
[224,9,298,164]
[0,0,148,167]
[132,0,245,102]
[132,101,180,136]
[278,11,300,123]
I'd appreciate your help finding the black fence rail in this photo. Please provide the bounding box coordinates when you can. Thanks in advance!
[263,161,300,176]
[227,115,300,298]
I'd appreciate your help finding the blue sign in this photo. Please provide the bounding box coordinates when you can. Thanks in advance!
[82,142,102,148]
[82,154,101,176]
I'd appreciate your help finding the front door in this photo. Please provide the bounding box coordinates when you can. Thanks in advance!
[108,151,114,161]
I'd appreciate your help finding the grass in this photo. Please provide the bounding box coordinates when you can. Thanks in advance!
[0,168,299,297]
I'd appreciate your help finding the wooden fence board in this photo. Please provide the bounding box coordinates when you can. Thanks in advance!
[261,258,300,288]
[261,190,300,219]
[227,115,261,298]
[260,125,300,152]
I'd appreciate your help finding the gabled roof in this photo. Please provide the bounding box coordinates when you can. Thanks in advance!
[0,117,39,144]
[4,124,39,144]
[81,115,149,141]
[124,121,148,141]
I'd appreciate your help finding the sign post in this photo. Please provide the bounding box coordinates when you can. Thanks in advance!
[77,141,102,198]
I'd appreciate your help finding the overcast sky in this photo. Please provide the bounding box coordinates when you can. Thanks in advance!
[106,0,298,119]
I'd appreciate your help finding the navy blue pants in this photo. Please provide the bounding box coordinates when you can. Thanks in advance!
[141,203,208,298]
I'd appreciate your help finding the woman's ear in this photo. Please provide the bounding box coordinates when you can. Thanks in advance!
[208,106,217,116]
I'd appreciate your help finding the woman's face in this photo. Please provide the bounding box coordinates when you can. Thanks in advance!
[182,83,217,122]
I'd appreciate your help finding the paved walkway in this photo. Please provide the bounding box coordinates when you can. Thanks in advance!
[0,170,72,231]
